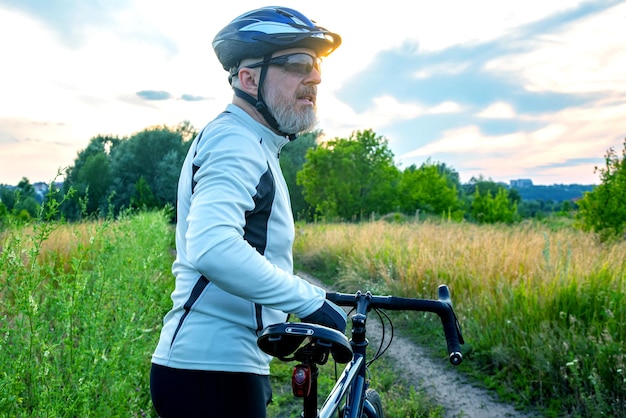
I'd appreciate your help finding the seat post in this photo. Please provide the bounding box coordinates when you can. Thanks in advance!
[302,363,319,418]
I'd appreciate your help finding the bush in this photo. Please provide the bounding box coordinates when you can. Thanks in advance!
[577,139,626,241]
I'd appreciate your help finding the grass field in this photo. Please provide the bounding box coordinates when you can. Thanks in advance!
[0,211,173,417]
[1,211,624,417]
[293,219,626,417]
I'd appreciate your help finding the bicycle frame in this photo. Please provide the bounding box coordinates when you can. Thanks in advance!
[258,285,464,418]
[317,300,382,417]
[319,354,365,418]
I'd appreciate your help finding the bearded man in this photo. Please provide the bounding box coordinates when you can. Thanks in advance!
[150,7,346,418]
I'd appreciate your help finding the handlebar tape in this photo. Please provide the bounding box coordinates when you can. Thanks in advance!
[439,306,463,365]
[437,285,464,365]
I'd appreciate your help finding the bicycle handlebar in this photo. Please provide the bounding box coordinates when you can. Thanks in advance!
[326,285,464,365]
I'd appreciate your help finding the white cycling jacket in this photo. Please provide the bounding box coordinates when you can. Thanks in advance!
[151,104,326,374]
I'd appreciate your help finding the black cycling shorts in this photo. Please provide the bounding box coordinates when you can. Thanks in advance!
[150,363,272,418]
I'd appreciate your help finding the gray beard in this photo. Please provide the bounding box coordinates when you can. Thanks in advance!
[264,88,318,135]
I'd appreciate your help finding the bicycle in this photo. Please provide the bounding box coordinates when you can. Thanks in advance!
[257,285,465,418]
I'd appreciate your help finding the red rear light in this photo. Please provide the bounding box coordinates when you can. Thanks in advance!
[292,364,311,397]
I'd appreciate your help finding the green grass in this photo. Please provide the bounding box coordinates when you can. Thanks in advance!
[0,211,174,417]
[3,211,624,417]
[293,219,626,417]
[0,211,447,417]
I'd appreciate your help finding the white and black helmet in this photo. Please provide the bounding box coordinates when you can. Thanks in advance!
[212,6,341,73]
[212,7,341,139]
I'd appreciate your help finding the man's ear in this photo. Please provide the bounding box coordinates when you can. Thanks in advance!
[237,67,259,97]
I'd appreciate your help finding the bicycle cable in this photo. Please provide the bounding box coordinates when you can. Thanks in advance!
[366,308,394,367]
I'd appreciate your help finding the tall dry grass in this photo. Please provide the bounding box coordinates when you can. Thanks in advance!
[294,219,626,416]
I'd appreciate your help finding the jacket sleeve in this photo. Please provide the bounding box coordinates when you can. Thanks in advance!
[184,126,325,318]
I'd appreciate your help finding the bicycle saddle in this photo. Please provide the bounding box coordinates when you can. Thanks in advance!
[257,322,353,364]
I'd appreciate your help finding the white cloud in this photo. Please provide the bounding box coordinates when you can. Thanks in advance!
[318,95,465,140]
[485,3,626,94]
[400,97,626,184]
[1,0,624,185]
[414,63,471,80]
[318,95,425,139]
[402,125,525,159]
[428,101,465,114]
[531,124,567,143]
[477,102,516,119]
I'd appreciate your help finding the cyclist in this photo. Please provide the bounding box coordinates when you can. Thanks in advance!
[150,7,346,418]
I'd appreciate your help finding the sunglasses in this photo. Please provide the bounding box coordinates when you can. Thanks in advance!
[245,53,322,76]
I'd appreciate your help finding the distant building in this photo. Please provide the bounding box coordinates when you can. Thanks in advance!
[33,182,49,204]
[510,179,533,188]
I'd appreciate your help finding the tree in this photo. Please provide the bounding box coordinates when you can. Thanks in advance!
[577,139,626,240]
[13,177,39,219]
[0,185,16,213]
[435,162,463,196]
[280,131,318,221]
[0,201,7,226]
[463,175,520,215]
[61,122,196,219]
[297,129,400,220]
[77,152,111,215]
[397,160,463,218]
[63,135,119,219]
[16,177,35,198]
[131,176,158,209]
[471,187,518,224]
[463,175,503,197]
[108,124,194,214]
[154,149,185,206]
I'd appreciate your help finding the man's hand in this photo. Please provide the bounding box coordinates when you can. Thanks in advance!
[301,299,347,333]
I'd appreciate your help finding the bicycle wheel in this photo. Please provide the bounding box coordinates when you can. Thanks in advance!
[363,388,384,418]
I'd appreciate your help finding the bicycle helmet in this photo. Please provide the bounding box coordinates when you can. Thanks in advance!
[212,7,341,139]
[212,6,341,72]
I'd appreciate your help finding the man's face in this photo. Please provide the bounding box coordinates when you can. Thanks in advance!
[262,48,322,135]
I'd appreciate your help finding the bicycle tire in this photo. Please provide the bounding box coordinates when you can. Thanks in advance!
[364,388,384,418]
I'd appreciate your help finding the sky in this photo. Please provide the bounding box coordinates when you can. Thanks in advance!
[1,0,625,186]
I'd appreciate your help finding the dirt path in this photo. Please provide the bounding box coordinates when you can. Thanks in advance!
[372,325,531,418]
[300,272,535,418]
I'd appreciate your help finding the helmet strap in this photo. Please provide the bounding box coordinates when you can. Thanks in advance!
[233,54,297,140]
